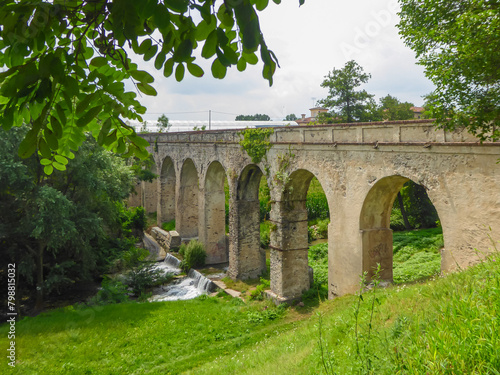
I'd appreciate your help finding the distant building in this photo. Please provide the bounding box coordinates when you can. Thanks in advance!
[296,107,329,125]
[411,106,425,119]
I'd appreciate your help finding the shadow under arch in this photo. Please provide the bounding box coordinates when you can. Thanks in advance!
[177,158,199,239]
[270,168,331,300]
[359,175,442,282]
[229,164,266,280]
[158,156,176,225]
[201,161,228,264]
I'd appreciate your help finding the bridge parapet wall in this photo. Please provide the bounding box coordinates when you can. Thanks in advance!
[142,119,483,145]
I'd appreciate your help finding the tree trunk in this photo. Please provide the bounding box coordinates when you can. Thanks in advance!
[397,192,412,230]
[34,242,45,313]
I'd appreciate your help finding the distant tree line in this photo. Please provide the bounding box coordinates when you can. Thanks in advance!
[235,114,271,121]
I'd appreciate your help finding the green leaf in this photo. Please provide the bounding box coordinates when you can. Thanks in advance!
[237,57,247,72]
[137,82,158,96]
[164,0,189,13]
[163,58,175,77]
[90,56,108,67]
[116,137,126,154]
[136,38,153,55]
[76,93,95,115]
[76,105,103,127]
[55,102,67,125]
[255,0,269,12]
[104,129,117,147]
[175,63,185,82]
[201,30,218,58]
[50,116,63,138]
[44,128,59,150]
[243,52,259,65]
[154,4,171,29]
[154,51,167,70]
[44,164,54,175]
[211,59,227,79]
[129,134,151,148]
[18,126,39,159]
[172,39,193,62]
[38,137,52,158]
[40,158,52,166]
[144,44,158,61]
[130,70,155,83]
[52,161,66,171]
[54,154,68,165]
[187,63,204,77]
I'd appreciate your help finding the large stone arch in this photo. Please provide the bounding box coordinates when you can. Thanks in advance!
[200,161,228,264]
[359,175,443,282]
[270,168,329,301]
[158,156,176,225]
[227,164,266,280]
[177,158,199,239]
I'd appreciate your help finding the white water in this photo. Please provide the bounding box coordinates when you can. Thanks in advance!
[149,254,216,302]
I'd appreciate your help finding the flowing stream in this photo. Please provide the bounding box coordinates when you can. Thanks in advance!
[149,253,217,302]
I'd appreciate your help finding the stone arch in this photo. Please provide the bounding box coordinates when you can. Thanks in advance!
[158,156,176,225]
[228,164,266,280]
[270,168,330,300]
[177,158,199,239]
[359,175,442,282]
[201,161,228,264]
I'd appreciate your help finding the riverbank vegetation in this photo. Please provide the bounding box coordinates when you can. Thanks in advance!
[2,245,497,374]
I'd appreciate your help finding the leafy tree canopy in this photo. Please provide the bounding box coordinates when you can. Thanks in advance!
[399,0,500,141]
[0,0,304,172]
[318,60,375,123]
[235,113,271,121]
[283,113,297,121]
[379,94,414,121]
[157,114,170,132]
[0,126,138,311]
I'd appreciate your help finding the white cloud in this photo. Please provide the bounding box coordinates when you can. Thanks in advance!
[136,0,434,123]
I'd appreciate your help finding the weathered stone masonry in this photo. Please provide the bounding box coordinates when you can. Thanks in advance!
[135,120,500,302]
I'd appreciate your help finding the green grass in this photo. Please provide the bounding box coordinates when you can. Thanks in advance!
[0,297,291,374]
[393,227,443,283]
[161,219,176,231]
[2,250,499,374]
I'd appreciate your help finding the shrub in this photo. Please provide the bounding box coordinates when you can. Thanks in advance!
[249,278,271,300]
[180,240,207,272]
[260,221,272,248]
[178,243,187,257]
[124,206,147,235]
[127,263,174,296]
[89,278,129,305]
[122,246,149,269]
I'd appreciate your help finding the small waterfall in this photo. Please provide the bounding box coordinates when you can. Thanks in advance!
[149,255,217,302]
[187,269,217,293]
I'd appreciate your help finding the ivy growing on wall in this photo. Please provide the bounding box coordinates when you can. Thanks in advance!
[238,128,274,163]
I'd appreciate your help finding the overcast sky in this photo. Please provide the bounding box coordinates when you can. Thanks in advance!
[136,0,434,124]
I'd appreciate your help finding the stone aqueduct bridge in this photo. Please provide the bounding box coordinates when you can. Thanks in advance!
[133,119,500,302]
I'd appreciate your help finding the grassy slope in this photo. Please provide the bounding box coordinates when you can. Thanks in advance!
[2,250,499,374]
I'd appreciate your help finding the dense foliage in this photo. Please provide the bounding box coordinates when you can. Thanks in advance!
[238,127,273,163]
[318,60,377,123]
[235,113,271,121]
[0,126,141,312]
[399,0,500,141]
[0,0,302,171]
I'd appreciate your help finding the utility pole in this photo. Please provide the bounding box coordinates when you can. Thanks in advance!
[209,110,211,130]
